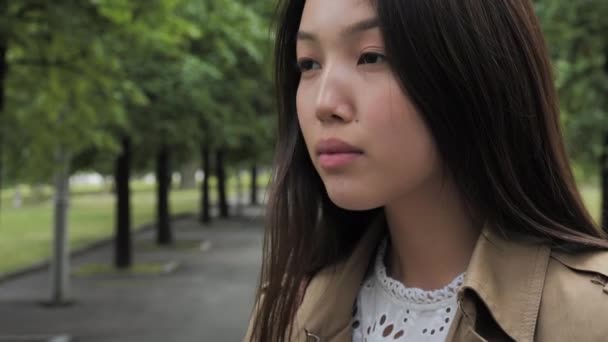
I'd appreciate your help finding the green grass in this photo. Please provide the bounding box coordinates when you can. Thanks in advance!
[0,171,271,275]
[0,172,272,205]
[0,188,200,275]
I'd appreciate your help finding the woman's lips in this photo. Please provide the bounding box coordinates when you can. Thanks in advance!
[318,152,363,169]
[316,138,363,169]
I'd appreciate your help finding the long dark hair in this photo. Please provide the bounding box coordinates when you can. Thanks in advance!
[249,0,608,340]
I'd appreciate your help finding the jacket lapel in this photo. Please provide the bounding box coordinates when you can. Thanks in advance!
[294,215,386,341]
[460,224,551,341]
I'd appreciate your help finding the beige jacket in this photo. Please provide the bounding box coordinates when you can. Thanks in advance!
[246,219,608,341]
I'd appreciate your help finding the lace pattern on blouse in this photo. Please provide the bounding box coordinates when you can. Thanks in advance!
[375,238,465,305]
[351,238,466,341]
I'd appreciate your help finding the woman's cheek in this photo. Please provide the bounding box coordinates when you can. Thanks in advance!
[296,89,320,164]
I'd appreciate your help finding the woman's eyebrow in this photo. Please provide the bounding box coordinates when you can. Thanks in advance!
[297,17,379,42]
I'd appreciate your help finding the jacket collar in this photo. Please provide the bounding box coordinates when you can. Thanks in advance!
[294,217,552,341]
[461,224,551,341]
[294,215,387,340]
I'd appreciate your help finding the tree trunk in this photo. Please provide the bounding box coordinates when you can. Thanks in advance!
[250,164,258,205]
[114,136,132,268]
[235,169,243,216]
[0,35,7,213]
[200,143,211,224]
[51,147,71,304]
[216,148,229,218]
[601,132,608,234]
[156,145,172,245]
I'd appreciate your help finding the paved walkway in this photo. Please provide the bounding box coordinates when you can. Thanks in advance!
[0,208,264,342]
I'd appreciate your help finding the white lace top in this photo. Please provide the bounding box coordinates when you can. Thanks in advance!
[351,238,465,341]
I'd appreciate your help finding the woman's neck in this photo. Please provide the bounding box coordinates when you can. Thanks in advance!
[384,174,481,290]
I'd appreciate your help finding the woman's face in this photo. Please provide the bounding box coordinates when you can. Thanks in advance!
[296,0,443,210]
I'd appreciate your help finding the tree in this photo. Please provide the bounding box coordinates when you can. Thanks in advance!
[1,0,276,287]
[535,0,608,230]
[0,31,6,213]
[179,0,275,220]
[114,0,205,244]
[200,142,211,223]
[2,0,132,303]
[114,136,132,268]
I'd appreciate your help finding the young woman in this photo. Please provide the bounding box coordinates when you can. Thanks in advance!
[246,0,608,341]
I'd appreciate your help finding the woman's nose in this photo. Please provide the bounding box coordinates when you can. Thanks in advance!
[314,66,355,124]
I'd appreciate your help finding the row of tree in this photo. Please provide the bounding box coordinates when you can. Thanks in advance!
[0,0,275,303]
[0,0,606,303]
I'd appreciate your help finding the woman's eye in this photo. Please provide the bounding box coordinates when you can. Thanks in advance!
[358,52,386,65]
[296,59,321,73]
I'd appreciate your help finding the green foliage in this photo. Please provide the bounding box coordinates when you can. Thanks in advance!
[535,0,608,175]
[3,0,603,182]
[0,0,276,183]
[109,0,277,172]
[0,187,200,275]
[2,1,131,181]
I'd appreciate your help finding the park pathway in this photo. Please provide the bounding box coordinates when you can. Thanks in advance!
[0,210,263,342]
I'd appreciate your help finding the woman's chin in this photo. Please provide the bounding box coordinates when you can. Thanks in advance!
[326,190,384,211]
